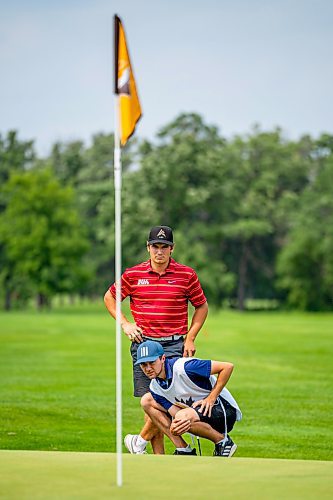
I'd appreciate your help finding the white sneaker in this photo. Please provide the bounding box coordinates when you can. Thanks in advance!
[124,434,147,454]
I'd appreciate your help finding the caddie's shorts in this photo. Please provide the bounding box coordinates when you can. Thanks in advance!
[130,337,184,397]
[193,396,237,435]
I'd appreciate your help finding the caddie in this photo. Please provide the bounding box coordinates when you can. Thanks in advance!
[137,340,242,457]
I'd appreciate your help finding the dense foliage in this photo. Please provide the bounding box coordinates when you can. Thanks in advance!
[0,115,332,310]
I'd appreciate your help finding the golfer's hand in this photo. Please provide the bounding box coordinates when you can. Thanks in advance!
[122,322,143,343]
[183,339,196,357]
[170,416,191,436]
[192,396,216,417]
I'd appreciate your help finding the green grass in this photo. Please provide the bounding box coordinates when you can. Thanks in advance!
[0,304,333,460]
[0,451,332,499]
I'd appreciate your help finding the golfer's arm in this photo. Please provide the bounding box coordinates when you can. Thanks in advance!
[208,361,234,400]
[186,301,208,341]
[103,290,130,327]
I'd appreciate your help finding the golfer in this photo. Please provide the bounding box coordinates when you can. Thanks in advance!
[104,225,208,454]
[137,340,242,457]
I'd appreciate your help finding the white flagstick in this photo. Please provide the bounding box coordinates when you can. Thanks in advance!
[114,94,123,487]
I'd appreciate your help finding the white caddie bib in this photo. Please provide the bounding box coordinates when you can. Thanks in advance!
[150,357,242,421]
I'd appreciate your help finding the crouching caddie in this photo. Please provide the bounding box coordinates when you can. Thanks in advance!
[137,340,242,457]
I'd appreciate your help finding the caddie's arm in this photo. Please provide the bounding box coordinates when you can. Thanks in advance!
[103,289,143,342]
[184,301,208,357]
[192,361,234,417]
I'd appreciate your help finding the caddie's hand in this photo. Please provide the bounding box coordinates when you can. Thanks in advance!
[183,339,196,357]
[192,397,216,417]
[170,416,191,436]
[122,322,143,343]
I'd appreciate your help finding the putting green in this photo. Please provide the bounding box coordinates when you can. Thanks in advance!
[0,451,332,499]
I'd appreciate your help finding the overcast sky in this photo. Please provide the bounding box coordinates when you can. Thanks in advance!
[1,0,333,156]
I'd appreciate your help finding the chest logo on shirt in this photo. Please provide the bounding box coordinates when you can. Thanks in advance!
[175,396,195,408]
[137,279,150,285]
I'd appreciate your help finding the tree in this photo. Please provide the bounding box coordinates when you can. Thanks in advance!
[277,138,333,310]
[74,133,138,295]
[49,140,86,186]
[134,118,318,308]
[0,169,90,308]
[128,113,236,305]
[2,118,330,311]
[0,130,36,308]
[0,130,35,185]
[39,132,139,297]
[219,127,313,309]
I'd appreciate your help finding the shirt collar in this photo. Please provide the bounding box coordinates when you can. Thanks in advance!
[147,258,176,275]
[164,357,173,379]
[156,358,173,386]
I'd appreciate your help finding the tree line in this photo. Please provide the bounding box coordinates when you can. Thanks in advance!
[0,113,332,311]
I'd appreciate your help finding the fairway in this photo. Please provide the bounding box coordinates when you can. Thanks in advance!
[0,450,332,499]
[1,305,333,461]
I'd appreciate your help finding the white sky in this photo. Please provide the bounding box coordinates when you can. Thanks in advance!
[1,0,333,156]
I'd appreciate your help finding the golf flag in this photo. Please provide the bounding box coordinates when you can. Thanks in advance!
[114,15,142,146]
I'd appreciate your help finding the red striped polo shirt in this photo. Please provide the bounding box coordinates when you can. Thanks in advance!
[109,258,207,338]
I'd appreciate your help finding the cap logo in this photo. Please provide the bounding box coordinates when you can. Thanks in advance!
[157,229,166,238]
[140,346,148,357]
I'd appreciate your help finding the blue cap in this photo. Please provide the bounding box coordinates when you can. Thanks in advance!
[135,341,164,365]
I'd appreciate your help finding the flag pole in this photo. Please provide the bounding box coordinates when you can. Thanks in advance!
[113,15,142,486]
[114,92,123,487]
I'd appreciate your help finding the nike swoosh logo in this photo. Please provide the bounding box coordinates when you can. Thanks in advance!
[168,280,176,284]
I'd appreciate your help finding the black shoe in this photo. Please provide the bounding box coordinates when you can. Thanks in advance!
[213,436,237,457]
[173,448,197,455]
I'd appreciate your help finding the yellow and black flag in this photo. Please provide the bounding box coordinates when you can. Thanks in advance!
[114,15,142,146]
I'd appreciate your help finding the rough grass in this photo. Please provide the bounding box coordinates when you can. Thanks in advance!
[0,303,332,460]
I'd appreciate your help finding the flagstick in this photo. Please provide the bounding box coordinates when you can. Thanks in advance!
[114,94,123,487]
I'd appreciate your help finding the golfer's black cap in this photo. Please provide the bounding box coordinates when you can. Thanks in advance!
[148,226,174,246]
